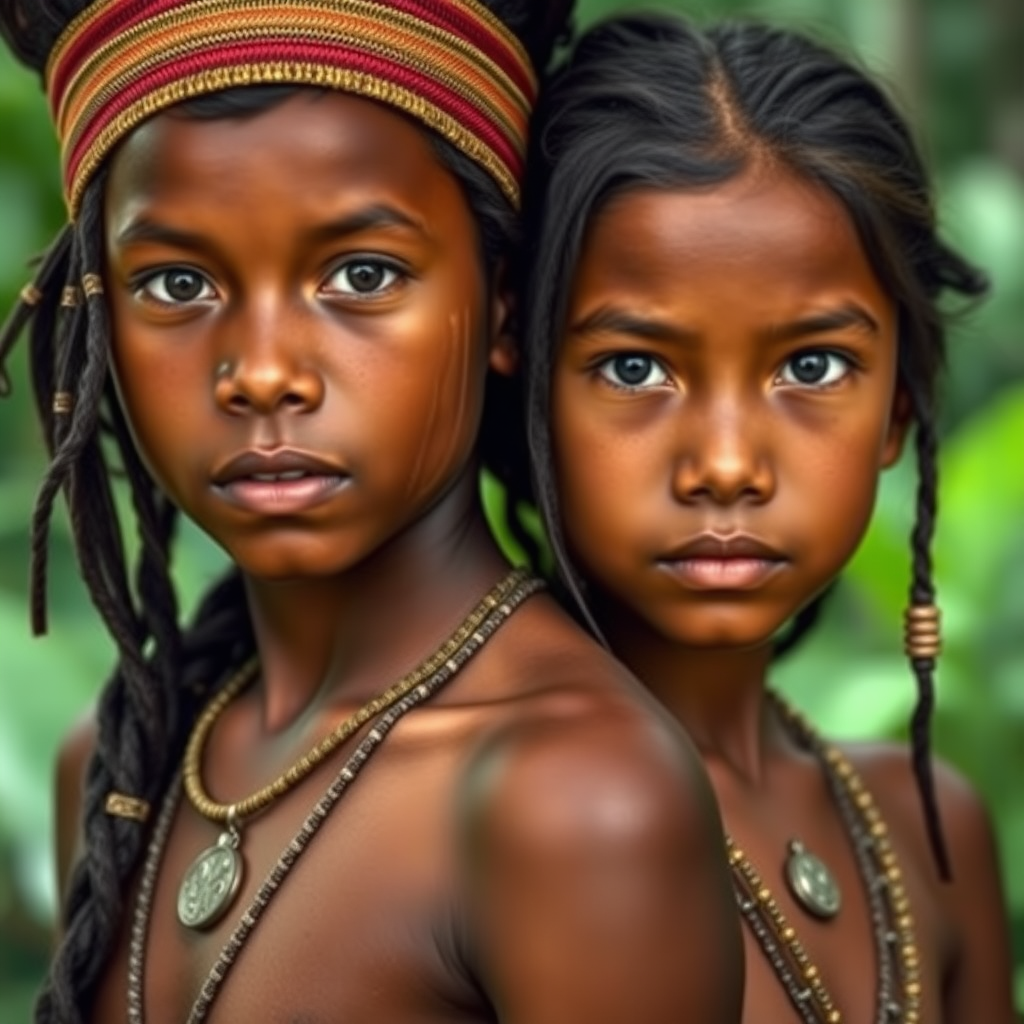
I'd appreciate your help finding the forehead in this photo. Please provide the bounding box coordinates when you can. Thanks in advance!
[104,89,470,236]
[573,164,889,313]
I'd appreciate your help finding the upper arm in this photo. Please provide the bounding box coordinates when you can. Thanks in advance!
[459,713,744,1024]
[54,710,97,930]
[937,760,1018,1024]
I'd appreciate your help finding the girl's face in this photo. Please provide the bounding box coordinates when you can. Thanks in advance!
[551,164,908,650]
[104,91,504,580]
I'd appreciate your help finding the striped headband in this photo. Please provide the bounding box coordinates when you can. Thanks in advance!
[45,0,538,218]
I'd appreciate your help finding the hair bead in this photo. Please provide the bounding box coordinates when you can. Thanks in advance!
[904,604,942,660]
[52,391,75,415]
[82,273,104,297]
[104,791,151,822]
[20,283,44,306]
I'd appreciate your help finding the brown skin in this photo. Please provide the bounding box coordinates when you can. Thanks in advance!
[551,164,1016,1023]
[54,92,743,1024]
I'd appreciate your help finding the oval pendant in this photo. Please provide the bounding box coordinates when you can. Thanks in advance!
[784,840,841,919]
[177,832,243,930]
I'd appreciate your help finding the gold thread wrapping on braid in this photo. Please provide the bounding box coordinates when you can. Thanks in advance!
[47,0,536,218]
[81,273,104,297]
[60,285,80,308]
[52,391,75,415]
[904,604,941,660]
[105,791,151,822]
[20,284,44,306]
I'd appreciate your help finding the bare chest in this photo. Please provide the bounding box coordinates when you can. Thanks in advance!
[723,794,955,1024]
[88,753,483,1024]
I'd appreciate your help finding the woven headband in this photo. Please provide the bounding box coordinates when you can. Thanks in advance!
[45,0,537,217]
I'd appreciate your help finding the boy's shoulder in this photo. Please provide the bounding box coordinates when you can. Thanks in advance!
[459,599,723,871]
[446,603,742,1022]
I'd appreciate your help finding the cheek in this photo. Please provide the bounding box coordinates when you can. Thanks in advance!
[108,304,212,492]
[392,307,487,502]
[551,373,641,576]
[784,407,893,564]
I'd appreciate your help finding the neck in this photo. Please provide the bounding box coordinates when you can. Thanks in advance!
[242,482,509,732]
[595,601,788,788]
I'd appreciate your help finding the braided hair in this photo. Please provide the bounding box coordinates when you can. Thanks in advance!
[0,2,574,1020]
[517,13,987,880]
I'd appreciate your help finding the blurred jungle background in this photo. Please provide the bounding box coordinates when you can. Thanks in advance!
[1,0,1022,1015]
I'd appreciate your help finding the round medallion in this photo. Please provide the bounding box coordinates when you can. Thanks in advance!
[784,840,841,919]
[177,833,243,930]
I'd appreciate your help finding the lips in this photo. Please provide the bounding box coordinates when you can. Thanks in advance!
[212,448,349,514]
[657,533,787,591]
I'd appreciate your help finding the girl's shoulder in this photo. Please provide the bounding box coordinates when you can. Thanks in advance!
[838,739,1017,1023]
[837,739,998,869]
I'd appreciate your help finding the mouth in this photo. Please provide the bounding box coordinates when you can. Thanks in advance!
[657,533,787,591]
[212,449,349,514]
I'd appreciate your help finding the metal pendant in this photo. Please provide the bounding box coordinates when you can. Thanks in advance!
[177,831,243,930]
[784,839,841,920]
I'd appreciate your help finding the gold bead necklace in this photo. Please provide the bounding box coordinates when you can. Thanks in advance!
[726,696,921,1024]
[176,567,533,930]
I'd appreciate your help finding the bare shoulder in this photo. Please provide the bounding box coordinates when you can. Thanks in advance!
[841,740,1016,1023]
[839,740,999,874]
[468,593,723,855]
[55,707,98,914]
[453,598,743,1023]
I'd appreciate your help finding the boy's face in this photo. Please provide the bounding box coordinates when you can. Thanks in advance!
[104,91,500,579]
[551,165,908,650]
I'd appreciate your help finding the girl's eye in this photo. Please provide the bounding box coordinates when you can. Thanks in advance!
[325,260,401,297]
[137,269,215,305]
[597,354,670,390]
[777,351,852,387]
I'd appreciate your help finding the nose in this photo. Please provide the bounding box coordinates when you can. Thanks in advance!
[672,400,775,506]
[213,307,325,417]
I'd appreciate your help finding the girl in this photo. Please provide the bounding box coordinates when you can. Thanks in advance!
[0,3,743,1023]
[518,12,1016,1024]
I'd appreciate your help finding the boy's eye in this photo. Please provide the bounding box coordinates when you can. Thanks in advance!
[598,354,669,390]
[137,268,215,305]
[325,260,401,296]
[777,351,852,387]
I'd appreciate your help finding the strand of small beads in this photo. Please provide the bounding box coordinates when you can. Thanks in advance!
[127,570,543,1024]
[725,696,921,1024]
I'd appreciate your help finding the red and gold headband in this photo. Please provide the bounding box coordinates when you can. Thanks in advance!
[45,0,537,218]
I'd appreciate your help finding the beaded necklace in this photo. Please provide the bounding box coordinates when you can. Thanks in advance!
[127,569,542,1024]
[176,567,533,930]
[726,696,920,1024]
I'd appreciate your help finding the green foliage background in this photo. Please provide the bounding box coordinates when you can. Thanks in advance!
[1,0,1021,1016]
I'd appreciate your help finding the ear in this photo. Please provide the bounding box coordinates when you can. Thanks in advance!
[487,260,520,378]
[880,386,912,468]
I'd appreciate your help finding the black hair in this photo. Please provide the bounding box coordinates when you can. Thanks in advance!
[0,2,574,1021]
[518,12,988,879]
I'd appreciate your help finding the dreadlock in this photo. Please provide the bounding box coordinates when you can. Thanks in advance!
[518,12,988,880]
[0,1,575,1020]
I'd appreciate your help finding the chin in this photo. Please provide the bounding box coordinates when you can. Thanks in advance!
[653,606,788,653]
[224,537,368,583]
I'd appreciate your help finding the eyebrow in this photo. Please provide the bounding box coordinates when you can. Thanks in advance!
[569,307,699,344]
[113,203,424,249]
[569,303,881,345]
[767,305,881,341]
